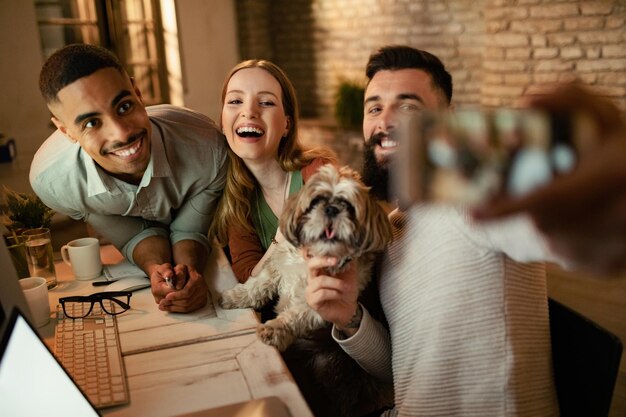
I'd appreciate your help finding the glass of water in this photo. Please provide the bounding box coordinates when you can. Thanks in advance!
[22,228,57,289]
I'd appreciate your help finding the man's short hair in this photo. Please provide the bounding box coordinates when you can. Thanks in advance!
[39,43,125,103]
[366,45,453,105]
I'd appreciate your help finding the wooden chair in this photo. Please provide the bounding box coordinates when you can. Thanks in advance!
[549,298,623,417]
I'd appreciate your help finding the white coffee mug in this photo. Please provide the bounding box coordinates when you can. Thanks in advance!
[61,237,102,280]
[19,277,50,328]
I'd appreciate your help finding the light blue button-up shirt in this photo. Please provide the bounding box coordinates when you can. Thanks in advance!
[30,105,228,263]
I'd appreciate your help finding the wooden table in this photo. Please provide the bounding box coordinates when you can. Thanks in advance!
[44,245,313,417]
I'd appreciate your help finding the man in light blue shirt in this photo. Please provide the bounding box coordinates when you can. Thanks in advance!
[30,44,227,313]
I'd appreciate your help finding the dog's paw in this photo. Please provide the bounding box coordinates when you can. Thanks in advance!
[257,320,295,352]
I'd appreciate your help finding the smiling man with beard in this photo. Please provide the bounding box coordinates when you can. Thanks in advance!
[305,46,566,416]
[30,44,228,313]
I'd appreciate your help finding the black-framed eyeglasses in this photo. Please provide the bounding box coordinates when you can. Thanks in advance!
[59,291,132,319]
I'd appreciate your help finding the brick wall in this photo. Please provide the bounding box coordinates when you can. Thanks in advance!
[482,0,626,108]
[236,0,625,119]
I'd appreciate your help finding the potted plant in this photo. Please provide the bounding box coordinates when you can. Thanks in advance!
[334,79,366,168]
[334,80,365,131]
[1,186,55,278]
[2,186,55,230]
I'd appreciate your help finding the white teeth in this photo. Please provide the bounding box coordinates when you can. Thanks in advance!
[236,126,264,135]
[112,140,141,157]
[381,139,398,149]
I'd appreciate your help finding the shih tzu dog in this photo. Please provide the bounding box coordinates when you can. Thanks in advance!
[219,164,392,351]
[220,164,394,416]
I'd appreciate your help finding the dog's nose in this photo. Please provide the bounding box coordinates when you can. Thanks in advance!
[324,205,339,217]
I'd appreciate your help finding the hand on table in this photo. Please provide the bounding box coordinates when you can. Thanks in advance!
[150,263,208,312]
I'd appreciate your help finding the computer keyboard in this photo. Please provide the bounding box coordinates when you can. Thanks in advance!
[53,301,130,409]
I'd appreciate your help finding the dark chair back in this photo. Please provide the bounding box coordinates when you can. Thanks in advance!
[549,298,623,417]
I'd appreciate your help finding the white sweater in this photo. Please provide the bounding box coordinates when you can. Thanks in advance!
[335,205,559,417]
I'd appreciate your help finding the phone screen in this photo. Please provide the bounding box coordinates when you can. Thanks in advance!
[392,108,588,208]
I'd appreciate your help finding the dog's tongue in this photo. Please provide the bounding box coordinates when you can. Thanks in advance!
[325,227,335,239]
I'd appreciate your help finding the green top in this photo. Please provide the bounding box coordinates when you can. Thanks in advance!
[252,170,303,250]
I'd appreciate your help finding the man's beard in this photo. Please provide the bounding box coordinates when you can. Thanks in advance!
[361,135,391,202]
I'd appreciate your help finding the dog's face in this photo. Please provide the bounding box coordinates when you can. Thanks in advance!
[281,165,392,258]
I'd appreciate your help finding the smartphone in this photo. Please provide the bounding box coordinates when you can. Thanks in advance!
[392,108,593,208]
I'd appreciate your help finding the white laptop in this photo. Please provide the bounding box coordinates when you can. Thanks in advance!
[0,307,101,416]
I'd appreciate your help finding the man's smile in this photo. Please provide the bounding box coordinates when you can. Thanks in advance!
[380,137,398,150]
[104,130,147,159]
[369,131,398,163]
[110,138,141,157]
